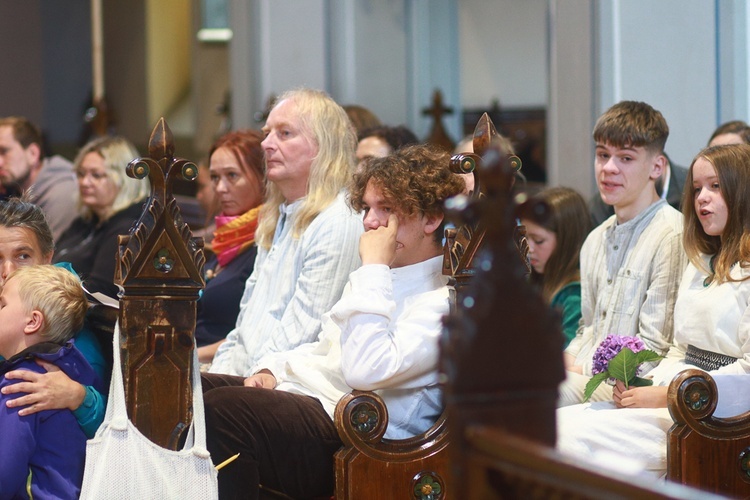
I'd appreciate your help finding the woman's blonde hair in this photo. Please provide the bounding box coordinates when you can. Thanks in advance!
[74,136,149,221]
[8,265,88,344]
[256,88,356,250]
[682,144,750,283]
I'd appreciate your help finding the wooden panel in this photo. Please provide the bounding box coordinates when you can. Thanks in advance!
[115,118,205,449]
[668,369,750,497]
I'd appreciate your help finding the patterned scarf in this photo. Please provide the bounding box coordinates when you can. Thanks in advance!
[211,205,261,267]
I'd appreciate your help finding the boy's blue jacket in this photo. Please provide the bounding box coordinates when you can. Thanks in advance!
[0,341,101,499]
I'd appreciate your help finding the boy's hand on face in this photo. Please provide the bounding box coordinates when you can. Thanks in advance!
[360,214,398,266]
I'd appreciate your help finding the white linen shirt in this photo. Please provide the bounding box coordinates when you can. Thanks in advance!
[649,257,750,384]
[253,255,450,439]
[210,191,363,376]
[566,200,686,376]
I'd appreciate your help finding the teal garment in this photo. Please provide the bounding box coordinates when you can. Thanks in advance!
[54,261,108,438]
[69,330,107,438]
[551,281,582,349]
[71,326,108,386]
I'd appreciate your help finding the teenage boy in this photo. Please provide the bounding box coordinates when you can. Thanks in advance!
[559,101,687,406]
[202,144,466,499]
[0,265,95,498]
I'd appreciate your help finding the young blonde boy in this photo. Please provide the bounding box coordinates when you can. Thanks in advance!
[0,265,96,499]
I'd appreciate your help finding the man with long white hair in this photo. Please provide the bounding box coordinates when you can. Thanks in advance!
[209,88,363,376]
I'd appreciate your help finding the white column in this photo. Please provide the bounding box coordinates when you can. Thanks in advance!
[547,0,596,197]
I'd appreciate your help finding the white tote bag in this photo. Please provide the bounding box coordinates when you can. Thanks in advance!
[79,323,219,499]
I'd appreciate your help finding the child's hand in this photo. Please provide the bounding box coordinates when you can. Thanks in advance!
[2,360,86,414]
[613,380,668,409]
[359,214,398,266]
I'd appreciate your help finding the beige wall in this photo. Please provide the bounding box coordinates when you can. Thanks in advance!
[147,0,192,127]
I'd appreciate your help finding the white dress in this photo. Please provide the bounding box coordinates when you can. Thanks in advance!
[556,256,750,475]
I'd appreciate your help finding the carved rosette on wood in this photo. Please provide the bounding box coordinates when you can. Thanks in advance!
[114,118,205,450]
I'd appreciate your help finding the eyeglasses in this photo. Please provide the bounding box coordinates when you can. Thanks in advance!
[76,170,109,181]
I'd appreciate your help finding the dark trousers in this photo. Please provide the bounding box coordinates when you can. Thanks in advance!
[201,373,342,500]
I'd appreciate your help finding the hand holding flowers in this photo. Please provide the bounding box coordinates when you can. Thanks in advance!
[583,334,663,403]
[613,380,670,409]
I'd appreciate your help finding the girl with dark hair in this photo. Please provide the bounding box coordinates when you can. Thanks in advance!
[520,187,591,348]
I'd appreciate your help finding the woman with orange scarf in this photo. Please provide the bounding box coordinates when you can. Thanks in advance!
[197,130,265,364]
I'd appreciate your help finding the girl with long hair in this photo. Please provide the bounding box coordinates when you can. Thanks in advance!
[520,187,591,347]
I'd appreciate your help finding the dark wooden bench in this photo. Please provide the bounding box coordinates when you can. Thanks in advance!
[332,113,529,499]
[668,369,750,497]
[117,117,739,499]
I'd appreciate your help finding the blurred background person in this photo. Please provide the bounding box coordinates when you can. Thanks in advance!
[355,124,419,166]
[192,156,218,249]
[0,116,78,239]
[197,130,265,365]
[52,136,148,298]
[343,104,381,136]
[707,120,750,147]
[519,186,591,348]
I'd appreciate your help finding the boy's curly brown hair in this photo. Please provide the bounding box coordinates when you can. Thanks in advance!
[349,144,466,244]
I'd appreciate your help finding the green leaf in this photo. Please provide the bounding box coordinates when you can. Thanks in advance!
[629,376,654,387]
[583,371,610,402]
[634,350,663,365]
[608,348,663,388]
[607,348,639,384]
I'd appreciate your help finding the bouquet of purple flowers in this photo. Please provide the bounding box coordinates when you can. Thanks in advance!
[583,334,663,402]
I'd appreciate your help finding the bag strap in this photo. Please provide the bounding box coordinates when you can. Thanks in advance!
[106,322,209,451]
[104,322,129,424]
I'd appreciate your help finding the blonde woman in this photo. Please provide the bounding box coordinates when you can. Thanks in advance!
[53,136,148,297]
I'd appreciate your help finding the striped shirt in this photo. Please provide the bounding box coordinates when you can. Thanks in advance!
[210,191,363,376]
[566,200,686,376]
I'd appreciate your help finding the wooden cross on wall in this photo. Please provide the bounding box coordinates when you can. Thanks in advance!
[422,89,456,152]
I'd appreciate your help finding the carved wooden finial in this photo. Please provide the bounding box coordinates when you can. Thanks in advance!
[443,113,526,286]
[147,117,176,160]
[115,118,205,450]
[472,112,498,158]
[442,118,565,494]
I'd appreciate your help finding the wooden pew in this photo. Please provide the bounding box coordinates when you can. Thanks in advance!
[668,369,750,497]
[114,118,205,449]
[115,118,735,498]
[439,121,718,500]
[332,113,526,499]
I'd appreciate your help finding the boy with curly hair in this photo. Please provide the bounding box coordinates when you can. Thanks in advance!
[0,265,95,498]
[202,144,466,499]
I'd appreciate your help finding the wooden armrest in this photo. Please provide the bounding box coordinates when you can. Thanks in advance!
[668,369,750,439]
[334,390,450,499]
[334,390,449,460]
[667,369,750,494]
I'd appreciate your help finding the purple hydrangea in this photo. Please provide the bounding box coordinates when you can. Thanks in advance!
[591,334,646,375]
